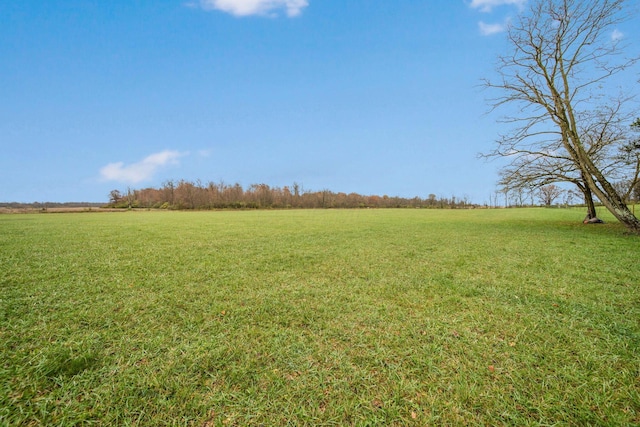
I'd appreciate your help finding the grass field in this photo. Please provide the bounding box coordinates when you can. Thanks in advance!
[1,208,639,426]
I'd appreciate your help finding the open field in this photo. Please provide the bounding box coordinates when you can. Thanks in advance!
[1,208,639,426]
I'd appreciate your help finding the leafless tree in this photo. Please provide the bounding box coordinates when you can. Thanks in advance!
[109,189,122,205]
[496,101,637,218]
[538,184,563,206]
[483,0,640,232]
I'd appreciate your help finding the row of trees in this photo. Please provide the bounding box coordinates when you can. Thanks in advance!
[483,0,640,233]
[108,181,476,210]
[496,181,640,208]
[0,202,103,209]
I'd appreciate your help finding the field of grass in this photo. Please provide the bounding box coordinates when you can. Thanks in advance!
[1,208,639,426]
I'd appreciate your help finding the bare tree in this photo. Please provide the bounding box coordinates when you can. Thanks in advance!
[125,187,134,209]
[538,184,563,206]
[483,0,640,233]
[496,101,636,218]
[108,189,122,206]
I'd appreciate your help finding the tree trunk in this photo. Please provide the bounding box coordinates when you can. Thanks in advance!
[579,182,597,220]
[564,115,640,233]
[581,163,640,233]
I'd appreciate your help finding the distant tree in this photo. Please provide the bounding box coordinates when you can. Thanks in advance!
[125,187,135,208]
[538,185,563,206]
[109,189,122,205]
[292,182,301,207]
[162,180,175,207]
[511,187,529,207]
[563,189,579,207]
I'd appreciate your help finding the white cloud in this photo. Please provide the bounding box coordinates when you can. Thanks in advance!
[611,29,624,41]
[469,0,526,13]
[470,0,519,36]
[479,20,507,36]
[196,0,308,17]
[100,150,187,184]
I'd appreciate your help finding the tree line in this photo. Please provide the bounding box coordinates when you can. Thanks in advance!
[107,181,476,210]
[0,202,103,209]
[498,181,639,208]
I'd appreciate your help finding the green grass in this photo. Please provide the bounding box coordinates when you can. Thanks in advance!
[1,208,639,426]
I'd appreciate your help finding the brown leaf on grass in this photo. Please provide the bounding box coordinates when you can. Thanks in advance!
[285,371,301,381]
[488,365,495,373]
[201,409,216,427]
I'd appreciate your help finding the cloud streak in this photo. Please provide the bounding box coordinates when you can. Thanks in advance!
[470,0,523,36]
[478,20,507,36]
[195,0,308,17]
[100,150,187,184]
[611,29,624,41]
[469,0,526,13]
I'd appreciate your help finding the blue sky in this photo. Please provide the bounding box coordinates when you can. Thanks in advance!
[1,0,638,204]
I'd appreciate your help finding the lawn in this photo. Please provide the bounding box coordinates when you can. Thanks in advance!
[1,208,639,426]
